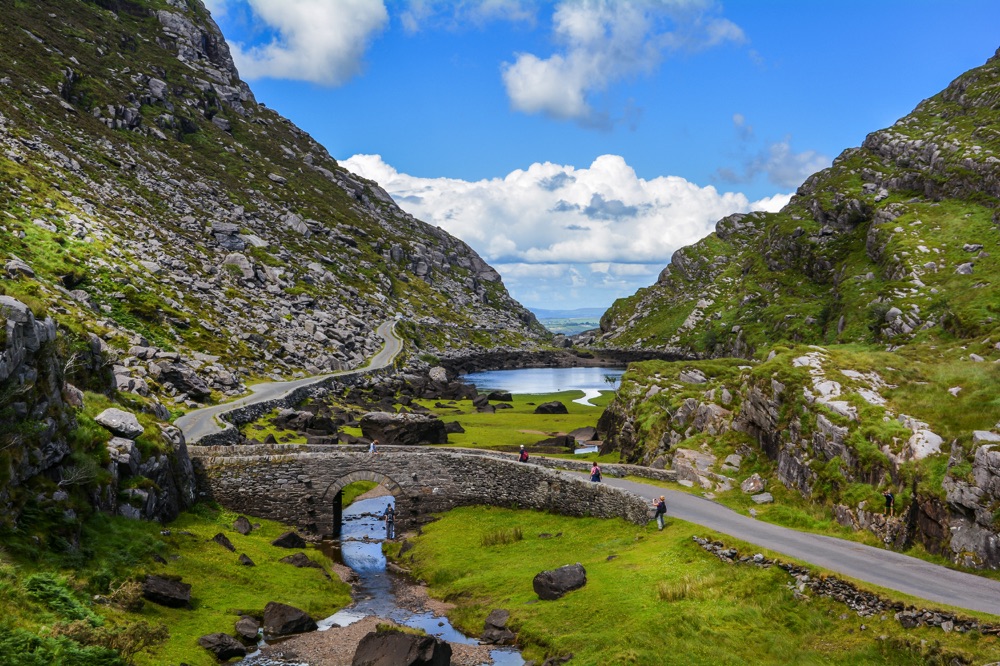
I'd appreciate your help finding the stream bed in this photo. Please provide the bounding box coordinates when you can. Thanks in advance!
[243,496,524,665]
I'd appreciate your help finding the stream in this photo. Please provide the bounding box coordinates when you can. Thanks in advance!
[244,496,524,665]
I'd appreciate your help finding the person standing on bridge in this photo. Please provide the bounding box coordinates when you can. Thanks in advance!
[653,496,667,530]
[369,439,380,456]
[590,462,602,483]
[518,445,529,463]
[382,503,395,539]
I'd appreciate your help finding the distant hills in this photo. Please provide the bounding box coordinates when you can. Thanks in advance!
[532,307,606,335]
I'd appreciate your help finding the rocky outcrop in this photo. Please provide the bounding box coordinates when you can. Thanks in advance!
[359,412,448,446]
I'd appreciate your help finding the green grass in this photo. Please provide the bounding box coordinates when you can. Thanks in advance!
[132,505,349,666]
[342,481,378,507]
[390,506,999,665]
[0,505,350,666]
[415,391,613,451]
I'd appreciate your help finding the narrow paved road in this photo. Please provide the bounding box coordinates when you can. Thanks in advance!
[565,472,1000,616]
[175,320,402,443]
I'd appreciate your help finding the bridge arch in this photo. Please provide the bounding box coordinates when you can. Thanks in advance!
[191,446,650,539]
[323,470,406,538]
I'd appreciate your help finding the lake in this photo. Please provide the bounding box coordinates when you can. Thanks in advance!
[461,366,625,406]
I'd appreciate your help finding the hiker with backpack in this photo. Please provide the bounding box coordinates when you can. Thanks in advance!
[590,462,602,482]
[518,445,529,462]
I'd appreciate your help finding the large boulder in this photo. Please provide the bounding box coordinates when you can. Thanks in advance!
[263,601,317,637]
[532,563,587,600]
[95,408,144,438]
[271,531,307,548]
[534,401,568,415]
[352,627,452,666]
[198,633,247,660]
[151,361,211,400]
[142,575,191,608]
[481,609,516,645]
[359,412,448,446]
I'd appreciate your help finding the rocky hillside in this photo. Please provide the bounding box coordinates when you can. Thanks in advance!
[595,48,1000,569]
[0,0,544,414]
[599,47,1000,356]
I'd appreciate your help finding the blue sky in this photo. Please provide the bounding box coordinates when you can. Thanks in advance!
[204,0,1000,312]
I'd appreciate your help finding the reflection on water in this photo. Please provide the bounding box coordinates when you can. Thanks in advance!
[462,366,624,395]
[319,496,525,665]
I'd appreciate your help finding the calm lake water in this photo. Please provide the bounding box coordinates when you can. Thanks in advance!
[461,366,625,394]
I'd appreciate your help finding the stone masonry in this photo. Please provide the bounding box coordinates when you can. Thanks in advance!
[190,445,651,538]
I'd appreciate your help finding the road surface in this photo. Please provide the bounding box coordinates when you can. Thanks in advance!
[567,472,1000,616]
[175,320,402,443]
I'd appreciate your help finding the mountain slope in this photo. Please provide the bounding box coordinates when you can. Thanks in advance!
[598,47,1000,357]
[593,47,1000,570]
[0,0,544,411]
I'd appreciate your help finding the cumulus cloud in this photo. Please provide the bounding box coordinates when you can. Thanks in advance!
[502,0,746,124]
[227,0,388,86]
[343,153,785,308]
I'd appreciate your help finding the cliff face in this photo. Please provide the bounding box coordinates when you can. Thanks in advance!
[594,47,1000,569]
[0,0,543,414]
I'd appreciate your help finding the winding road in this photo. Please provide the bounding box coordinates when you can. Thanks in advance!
[174,320,402,443]
[568,472,1000,617]
[175,323,1000,617]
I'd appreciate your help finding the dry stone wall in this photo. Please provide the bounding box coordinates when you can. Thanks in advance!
[190,445,651,538]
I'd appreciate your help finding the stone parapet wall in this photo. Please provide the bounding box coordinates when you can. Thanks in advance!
[191,445,651,538]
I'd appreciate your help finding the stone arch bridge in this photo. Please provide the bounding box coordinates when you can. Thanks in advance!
[189,444,650,539]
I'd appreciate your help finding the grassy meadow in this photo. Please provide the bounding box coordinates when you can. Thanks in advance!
[0,503,350,666]
[389,506,998,665]
[414,390,615,452]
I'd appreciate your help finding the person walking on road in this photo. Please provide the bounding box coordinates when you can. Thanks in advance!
[369,439,380,456]
[518,445,529,462]
[653,495,667,530]
[590,462,602,483]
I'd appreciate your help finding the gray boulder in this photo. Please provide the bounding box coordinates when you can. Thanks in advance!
[271,531,306,548]
[534,401,568,415]
[352,628,452,666]
[95,408,144,438]
[234,515,253,535]
[235,615,261,642]
[198,633,247,660]
[532,563,587,600]
[741,473,766,494]
[142,575,191,608]
[360,412,448,446]
[212,532,236,552]
[263,601,317,637]
[481,608,516,645]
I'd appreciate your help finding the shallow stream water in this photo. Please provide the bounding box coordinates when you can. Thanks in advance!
[243,496,524,665]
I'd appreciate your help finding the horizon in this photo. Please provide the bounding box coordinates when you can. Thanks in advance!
[205,0,1000,311]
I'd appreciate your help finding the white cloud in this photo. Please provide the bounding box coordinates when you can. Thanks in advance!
[502,0,745,124]
[228,0,388,86]
[760,140,830,189]
[343,153,785,308]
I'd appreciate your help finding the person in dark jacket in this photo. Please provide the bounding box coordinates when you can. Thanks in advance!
[653,496,667,530]
[518,445,529,462]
